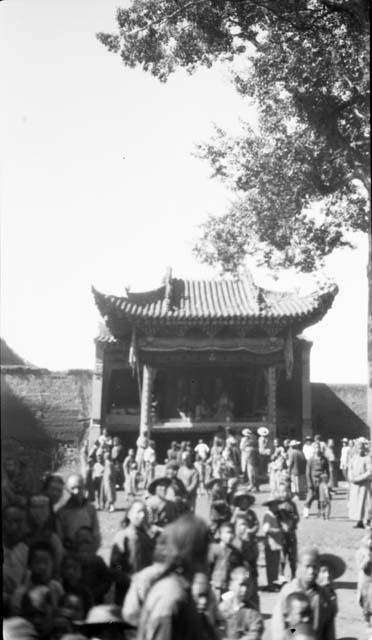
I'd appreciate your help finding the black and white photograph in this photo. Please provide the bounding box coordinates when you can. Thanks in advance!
[1,1,370,639]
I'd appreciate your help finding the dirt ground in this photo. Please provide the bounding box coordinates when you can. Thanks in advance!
[93,478,367,640]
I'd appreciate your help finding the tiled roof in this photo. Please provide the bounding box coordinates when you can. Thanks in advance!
[92,272,338,334]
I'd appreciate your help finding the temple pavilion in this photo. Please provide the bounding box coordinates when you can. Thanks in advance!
[91,269,337,453]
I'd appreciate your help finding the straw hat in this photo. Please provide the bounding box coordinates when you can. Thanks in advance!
[75,605,133,629]
[318,553,346,580]
[231,486,256,507]
[257,426,269,437]
[148,476,172,495]
[3,618,38,640]
[242,428,253,437]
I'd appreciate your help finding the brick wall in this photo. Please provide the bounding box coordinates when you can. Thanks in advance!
[312,382,369,440]
[1,366,92,476]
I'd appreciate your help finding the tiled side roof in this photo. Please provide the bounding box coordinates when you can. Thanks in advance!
[92,274,338,328]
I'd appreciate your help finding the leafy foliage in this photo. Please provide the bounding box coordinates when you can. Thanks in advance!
[98,0,370,274]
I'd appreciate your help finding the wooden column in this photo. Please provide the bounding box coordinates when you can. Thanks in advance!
[90,342,104,447]
[301,340,313,439]
[140,364,153,436]
[267,366,277,439]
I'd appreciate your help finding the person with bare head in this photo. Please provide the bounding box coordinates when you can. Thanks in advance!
[3,504,29,606]
[42,474,65,512]
[137,513,210,639]
[271,547,337,639]
[177,452,200,511]
[218,566,264,639]
[56,474,101,552]
[303,442,329,519]
[110,499,154,604]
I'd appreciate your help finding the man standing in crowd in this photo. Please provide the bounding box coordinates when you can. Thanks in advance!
[56,473,101,551]
[302,437,314,462]
[178,452,200,511]
[288,441,307,498]
[303,443,329,519]
[340,438,351,482]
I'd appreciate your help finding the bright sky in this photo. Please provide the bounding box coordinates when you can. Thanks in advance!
[0,0,368,383]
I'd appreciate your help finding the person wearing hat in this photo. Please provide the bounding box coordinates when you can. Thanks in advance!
[232,513,259,608]
[262,498,285,591]
[317,554,346,619]
[230,487,258,530]
[165,462,189,516]
[258,426,270,480]
[146,476,177,529]
[75,604,133,639]
[271,547,337,640]
[339,438,351,482]
[348,438,372,528]
[177,452,200,512]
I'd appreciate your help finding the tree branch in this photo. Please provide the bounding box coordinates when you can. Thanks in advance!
[125,0,209,37]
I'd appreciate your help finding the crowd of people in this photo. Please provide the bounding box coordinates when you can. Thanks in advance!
[2,424,372,640]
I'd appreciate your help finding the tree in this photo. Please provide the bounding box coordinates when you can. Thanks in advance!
[97,0,371,425]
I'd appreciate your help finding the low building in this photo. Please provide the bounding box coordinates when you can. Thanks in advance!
[91,269,338,453]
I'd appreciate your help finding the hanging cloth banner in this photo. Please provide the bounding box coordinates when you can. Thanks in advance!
[284,325,294,380]
[129,325,142,403]
[129,325,138,375]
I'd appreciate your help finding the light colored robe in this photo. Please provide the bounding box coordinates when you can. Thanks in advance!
[348,454,372,522]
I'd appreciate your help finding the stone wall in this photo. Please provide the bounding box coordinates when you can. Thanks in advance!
[312,382,369,440]
[1,366,92,475]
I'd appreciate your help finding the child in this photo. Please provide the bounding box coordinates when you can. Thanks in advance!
[110,499,154,604]
[208,521,243,602]
[262,498,285,591]
[318,472,332,519]
[207,478,231,541]
[317,562,338,618]
[233,515,259,608]
[282,591,315,640]
[191,571,223,640]
[356,533,372,626]
[20,586,55,640]
[92,454,104,510]
[26,494,64,577]
[230,487,259,539]
[11,541,64,616]
[75,526,113,604]
[100,450,116,512]
[123,449,137,496]
[60,553,94,615]
[218,566,264,639]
